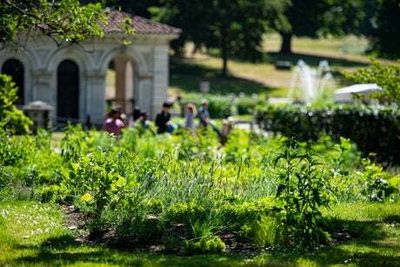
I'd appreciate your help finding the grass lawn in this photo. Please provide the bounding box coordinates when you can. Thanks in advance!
[169,35,374,99]
[1,201,399,266]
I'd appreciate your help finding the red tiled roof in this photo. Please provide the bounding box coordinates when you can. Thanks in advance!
[102,10,181,35]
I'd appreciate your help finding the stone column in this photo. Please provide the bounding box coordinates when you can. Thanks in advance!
[152,45,169,117]
[136,76,153,117]
[86,71,106,126]
[114,56,135,114]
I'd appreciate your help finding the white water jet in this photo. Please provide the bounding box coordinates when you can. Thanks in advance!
[288,60,333,104]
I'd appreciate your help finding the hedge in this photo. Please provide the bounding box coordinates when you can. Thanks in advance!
[255,104,400,164]
[184,94,259,118]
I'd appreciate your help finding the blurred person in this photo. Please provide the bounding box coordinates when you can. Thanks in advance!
[185,103,197,130]
[155,102,172,134]
[198,99,210,127]
[103,107,125,137]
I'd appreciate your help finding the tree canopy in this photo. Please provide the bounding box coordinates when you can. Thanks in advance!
[368,0,400,58]
[268,0,366,54]
[0,0,106,45]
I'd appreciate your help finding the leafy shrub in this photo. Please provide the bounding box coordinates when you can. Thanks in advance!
[183,236,226,255]
[185,93,259,117]
[273,139,332,250]
[0,74,31,134]
[256,104,400,164]
[236,96,260,115]
[345,61,400,104]
[359,159,398,202]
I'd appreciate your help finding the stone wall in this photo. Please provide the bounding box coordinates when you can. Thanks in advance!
[0,34,176,125]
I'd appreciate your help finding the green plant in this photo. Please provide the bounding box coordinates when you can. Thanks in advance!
[183,236,226,255]
[0,74,32,134]
[274,139,331,250]
[242,215,278,248]
[345,61,400,104]
[359,159,398,202]
[256,104,400,164]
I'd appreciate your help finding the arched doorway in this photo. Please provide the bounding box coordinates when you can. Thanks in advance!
[57,60,80,122]
[1,58,24,106]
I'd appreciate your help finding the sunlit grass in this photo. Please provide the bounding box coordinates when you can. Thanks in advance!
[1,201,399,266]
[170,35,374,99]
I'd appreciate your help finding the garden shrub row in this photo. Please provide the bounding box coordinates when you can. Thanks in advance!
[184,93,260,118]
[255,104,400,164]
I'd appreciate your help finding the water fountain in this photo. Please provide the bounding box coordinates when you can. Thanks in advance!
[287,60,333,104]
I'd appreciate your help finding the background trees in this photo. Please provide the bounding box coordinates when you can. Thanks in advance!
[268,0,366,54]
[0,0,106,45]
[368,0,400,58]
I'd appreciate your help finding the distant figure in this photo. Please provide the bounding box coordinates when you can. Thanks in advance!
[219,119,234,145]
[155,102,172,134]
[198,99,210,127]
[135,111,155,135]
[103,107,125,137]
[129,106,142,127]
[185,103,197,130]
[137,112,150,129]
[133,107,142,121]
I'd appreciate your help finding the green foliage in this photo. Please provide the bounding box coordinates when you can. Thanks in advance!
[368,0,400,58]
[184,93,259,118]
[2,123,399,253]
[241,215,278,247]
[150,0,275,74]
[274,139,331,249]
[0,0,106,44]
[268,0,365,53]
[345,61,400,104]
[0,74,32,134]
[183,236,226,255]
[256,104,400,164]
[359,159,398,202]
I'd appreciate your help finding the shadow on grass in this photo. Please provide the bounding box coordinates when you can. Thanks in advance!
[265,52,370,68]
[170,57,278,96]
[7,219,400,266]
[292,219,400,266]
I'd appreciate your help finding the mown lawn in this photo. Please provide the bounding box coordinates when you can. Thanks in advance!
[1,201,399,266]
[169,35,373,99]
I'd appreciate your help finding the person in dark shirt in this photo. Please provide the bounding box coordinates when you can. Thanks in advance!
[155,102,172,134]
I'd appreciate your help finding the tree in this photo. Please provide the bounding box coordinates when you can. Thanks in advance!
[269,0,365,54]
[369,0,400,58]
[209,0,268,75]
[151,0,274,76]
[0,0,106,45]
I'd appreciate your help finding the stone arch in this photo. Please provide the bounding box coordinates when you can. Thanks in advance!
[57,60,80,122]
[45,45,93,73]
[99,46,150,115]
[2,58,25,105]
[0,47,36,104]
[46,46,93,122]
[99,46,149,76]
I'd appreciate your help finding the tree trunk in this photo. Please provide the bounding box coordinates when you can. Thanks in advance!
[221,31,228,76]
[279,32,293,54]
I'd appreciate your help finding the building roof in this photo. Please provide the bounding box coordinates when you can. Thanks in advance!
[102,10,181,35]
